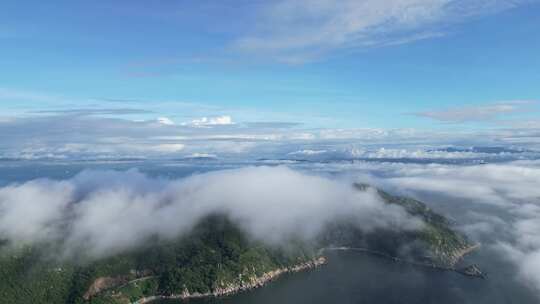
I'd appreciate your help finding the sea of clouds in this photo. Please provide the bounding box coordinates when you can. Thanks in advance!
[1,159,540,297]
[322,160,540,296]
[0,166,421,259]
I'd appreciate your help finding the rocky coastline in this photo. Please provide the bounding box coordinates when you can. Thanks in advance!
[321,244,485,278]
[131,256,327,304]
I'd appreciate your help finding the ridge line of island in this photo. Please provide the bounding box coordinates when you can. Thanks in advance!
[0,185,488,304]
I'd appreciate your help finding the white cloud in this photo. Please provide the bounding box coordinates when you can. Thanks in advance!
[414,100,537,123]
[156,117,175,125]
[0,180,74,244]
[233,0,529,62]
[187,153,217,158]
[0,167,422,258]
[288,149,328,156]
[287,147,493,160]
[182,115,235,127]
[1,110,540,160]
[335,160,540,296]
[370,161,540,205]
[497,213,540,295]
[148,143,185,153]
[350,147,491,159]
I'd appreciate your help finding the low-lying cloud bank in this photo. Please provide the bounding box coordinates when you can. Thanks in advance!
[3,159,540,297]
[343,160,540,297]
[2,111,540,161]
[287,146,537,163]
[0,166,421,259]
[379,161,540,206]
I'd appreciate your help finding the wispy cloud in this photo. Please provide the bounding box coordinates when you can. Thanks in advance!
[413,100,538,123]
[232,0,531,62]
[31,108,152,116]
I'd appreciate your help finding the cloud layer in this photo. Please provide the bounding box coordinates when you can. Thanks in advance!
[334,160,540,296]
[234,0,532,62]
[2,156,540,297]
[1,111,540,161]
[0,166,421,259]
[414,101,537,123]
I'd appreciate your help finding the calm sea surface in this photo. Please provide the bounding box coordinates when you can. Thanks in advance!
[155,248,537,304]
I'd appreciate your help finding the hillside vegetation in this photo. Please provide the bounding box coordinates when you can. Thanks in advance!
[0,185,474,303]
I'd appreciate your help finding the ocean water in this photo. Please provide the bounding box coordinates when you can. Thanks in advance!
[1,160,538,303]
[154,248,537,304]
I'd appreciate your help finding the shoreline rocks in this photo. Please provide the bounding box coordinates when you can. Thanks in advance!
[132,256,327,304]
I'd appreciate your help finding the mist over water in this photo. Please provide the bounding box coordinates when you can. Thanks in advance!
[0,161,422,259]
[3,1,539,303]
[1,159,539,303]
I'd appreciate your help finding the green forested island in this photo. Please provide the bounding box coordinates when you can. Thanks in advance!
[0,185,478,304]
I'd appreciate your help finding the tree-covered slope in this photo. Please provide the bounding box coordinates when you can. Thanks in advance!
[0,186,476,304]
[0,215,316,304]
[320,183,472,267]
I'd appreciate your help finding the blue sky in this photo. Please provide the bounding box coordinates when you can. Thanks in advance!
[1,1,540,159]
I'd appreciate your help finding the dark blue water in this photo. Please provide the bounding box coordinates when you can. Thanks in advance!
[153,248,537,304]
